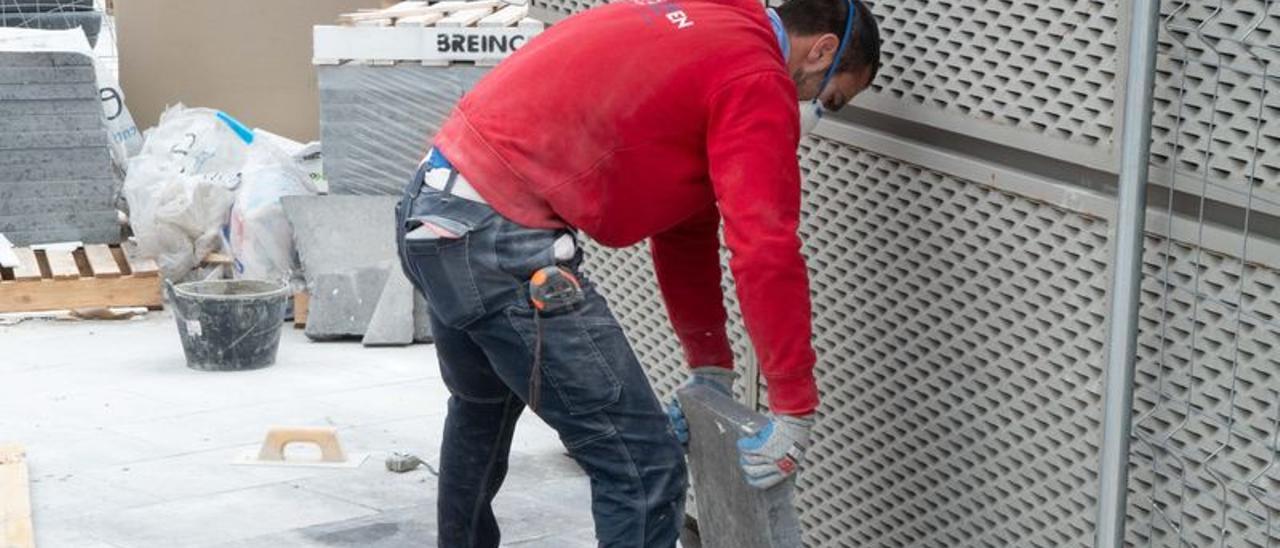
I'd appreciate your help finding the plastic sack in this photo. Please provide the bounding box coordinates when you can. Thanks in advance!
[122,106,253,279]
[137,105,253,176]
[226,141,318,283]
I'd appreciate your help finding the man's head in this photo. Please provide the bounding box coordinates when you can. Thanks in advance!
[776,0,881,112]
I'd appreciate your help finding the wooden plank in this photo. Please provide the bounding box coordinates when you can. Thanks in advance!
[0,276,163,314]
[478,5,528,27]
[84,244,122,278]
[395,12,447,26]
[0,443,34,548]
[44,248,79,280]
[0,234,17,269]
[437,6,496,27]
[121,244,160,278]
[9,248,41,281]
[294,292,309,328]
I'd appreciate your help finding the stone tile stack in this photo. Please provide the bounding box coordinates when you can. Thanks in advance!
[0,27,119,245]
[0,0,103,47]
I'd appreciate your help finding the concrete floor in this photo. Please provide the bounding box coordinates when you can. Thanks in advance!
[0,312,596,547]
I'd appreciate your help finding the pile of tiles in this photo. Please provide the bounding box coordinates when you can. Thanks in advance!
[0,0,103,47]
[0,27,119,245]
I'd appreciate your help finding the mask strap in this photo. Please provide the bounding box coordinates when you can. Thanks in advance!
[811,0,857,118]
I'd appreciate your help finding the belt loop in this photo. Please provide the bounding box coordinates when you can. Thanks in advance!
[442,168,460,197]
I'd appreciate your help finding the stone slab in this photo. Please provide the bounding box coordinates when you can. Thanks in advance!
[0,65,94,84]
[0,179,115,201]
[0,144,108,163]
[317,64,487,195]
[677,384,803,548]
[0,80,97,100]
[362,265,415,347]
[305,265,391,340]
[0,11,102,47]
[0,128,111,150]
[0,112,105,132]
[0,157,113,182]
[2,223,119,246]
[0,195,114,215]
[0,98,98,116]
[282,195,399,284]
[0,208,116,231]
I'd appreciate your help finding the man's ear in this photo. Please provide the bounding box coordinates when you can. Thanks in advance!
[802,33,840,73]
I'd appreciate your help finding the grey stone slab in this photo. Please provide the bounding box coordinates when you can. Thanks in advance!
[0,112,105,132]
[0,178,115,201]
[0,49,92,67]
[0,156,113,181]
[0,145,109,166]
[317,64,488,195]
[0,128,110,150]
[0,195,113,215]
[0,64,94,84]
[282,195,399,285]
[0,208,116,231]
[3,223,119,245]
[306,265,392,340]
[0,11,102,47]
[363,265,416,347]
[677,384,803,548]
[0,97,98,115]
[0,80,96,100]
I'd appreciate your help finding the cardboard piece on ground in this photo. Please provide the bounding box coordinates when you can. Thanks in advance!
[363,265,415,346]
[677,385,804,548]
[0,443,34,548]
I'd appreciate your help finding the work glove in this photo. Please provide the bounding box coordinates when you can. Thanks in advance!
[665,366,738,445]
[737,414,814,489]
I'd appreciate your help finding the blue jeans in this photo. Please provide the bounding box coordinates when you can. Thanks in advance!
[396,164,688,548]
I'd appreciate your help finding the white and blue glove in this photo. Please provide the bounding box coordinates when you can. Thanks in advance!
[737,414,814,489]
[665,366,738,445]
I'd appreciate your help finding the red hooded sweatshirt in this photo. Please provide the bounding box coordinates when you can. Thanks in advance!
[434,0,818,415]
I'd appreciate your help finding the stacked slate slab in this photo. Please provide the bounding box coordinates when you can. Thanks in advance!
[317,63,488,195]
[0,28,119,245]
[0,0,102,47]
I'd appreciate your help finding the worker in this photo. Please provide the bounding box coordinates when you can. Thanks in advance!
[395,0,881,545]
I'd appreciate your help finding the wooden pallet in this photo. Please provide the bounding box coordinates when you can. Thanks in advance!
[315,0,544,66]
[0,243,162,314]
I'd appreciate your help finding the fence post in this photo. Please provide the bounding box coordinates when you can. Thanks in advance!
[1095,0,1164,545]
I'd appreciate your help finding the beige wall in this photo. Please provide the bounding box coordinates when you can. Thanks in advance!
[117,0,382,142]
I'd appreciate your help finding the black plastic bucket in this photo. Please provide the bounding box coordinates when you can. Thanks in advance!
[167,279,290,371]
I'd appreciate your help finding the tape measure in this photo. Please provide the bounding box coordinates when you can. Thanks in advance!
[529,266,583,312]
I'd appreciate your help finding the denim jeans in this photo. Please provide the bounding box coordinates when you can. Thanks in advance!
[396,164,688,548]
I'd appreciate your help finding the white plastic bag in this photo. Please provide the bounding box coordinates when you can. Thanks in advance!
[138,105,253,176]
[226,141,318,282]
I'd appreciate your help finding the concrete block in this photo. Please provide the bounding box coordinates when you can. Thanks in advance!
[362,265,415,347]
[305,265,391,340]
[677,384,803,548]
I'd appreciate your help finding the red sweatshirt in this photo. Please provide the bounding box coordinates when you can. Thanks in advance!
[434,0,818,414]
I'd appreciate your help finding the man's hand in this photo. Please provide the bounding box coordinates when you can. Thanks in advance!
[665,366,738,445]
[736,414,813,489]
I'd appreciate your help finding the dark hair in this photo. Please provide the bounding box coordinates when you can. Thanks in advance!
[776,0,881,81]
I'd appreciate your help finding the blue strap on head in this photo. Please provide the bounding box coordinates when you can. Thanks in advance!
[812,0,856,112]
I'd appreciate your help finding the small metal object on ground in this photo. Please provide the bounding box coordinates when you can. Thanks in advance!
[385,452,437,474]
[0,443,34,548]
[677,384,803,548]
[233,427,369,469]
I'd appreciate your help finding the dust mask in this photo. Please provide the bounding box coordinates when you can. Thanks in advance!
[799,101,823,135]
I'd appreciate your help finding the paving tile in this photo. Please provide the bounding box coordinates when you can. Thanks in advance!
[28,472,162,521]
[75,484,379,548]
[219,504,438,548]
[291,458,436,512]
